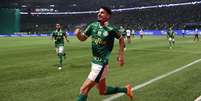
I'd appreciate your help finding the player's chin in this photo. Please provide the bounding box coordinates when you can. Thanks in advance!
[97,17,102,21]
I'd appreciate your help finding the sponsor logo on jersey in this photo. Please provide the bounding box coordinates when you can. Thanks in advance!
[103,31,108,37]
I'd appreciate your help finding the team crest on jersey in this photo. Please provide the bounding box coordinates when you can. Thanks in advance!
[103,31,108,37]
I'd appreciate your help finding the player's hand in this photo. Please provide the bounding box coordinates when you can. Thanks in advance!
[117,55,124,66]
[74,28,81,36]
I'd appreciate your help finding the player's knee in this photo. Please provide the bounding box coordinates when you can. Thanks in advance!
[80,86,91,94]
[80,86,86,93]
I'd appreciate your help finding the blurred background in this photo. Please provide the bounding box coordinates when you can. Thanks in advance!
[0,0,201,34]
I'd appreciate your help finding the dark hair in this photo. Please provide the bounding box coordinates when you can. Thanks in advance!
[100,6,112,15]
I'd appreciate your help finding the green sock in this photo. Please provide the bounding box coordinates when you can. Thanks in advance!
[77,94,87,101]
[169,41,172,47]
[63,53,66,59]
[58,53,63,66]
[105,86,127,95]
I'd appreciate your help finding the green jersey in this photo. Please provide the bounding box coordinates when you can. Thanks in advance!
[52,29,66,47]
[84,21,121,65]
[119,27,126,35]
[167,29,175,38]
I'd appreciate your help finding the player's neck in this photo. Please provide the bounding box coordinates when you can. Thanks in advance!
[56,28,61,31]
[99,20,109,26]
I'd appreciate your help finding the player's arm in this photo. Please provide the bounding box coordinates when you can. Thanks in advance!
[117,36,125,66]
[173,31,176,37]
[51,32,55,41]
[74,28,88,41]
[64,32,69,42]
[166,31,169,39]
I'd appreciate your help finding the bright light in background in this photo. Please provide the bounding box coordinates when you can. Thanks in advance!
[20,1,201,15]
[50,5,55,7]
[21,5,27,8]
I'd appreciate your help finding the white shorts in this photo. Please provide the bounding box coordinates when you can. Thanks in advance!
[169,38,175,41]
[56,46,64,53]
[88,63,109,83]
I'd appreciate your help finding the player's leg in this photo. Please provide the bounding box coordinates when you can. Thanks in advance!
[77,62,104,101]
[96,65,133,100]
[123,37,127,51]
[194,35,196,41]
[172,38,175,46]
[58,46,64,68]
[55,47,61,67]
[140,35,143,39]
[196,34,199,41]
[63,52,66,59]
[168,37,172,48]
[128,36,131,44]
[97,78,127,95]
[77,79,96,101]
[55,47,59,55]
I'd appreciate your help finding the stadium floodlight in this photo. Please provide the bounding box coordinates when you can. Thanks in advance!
[20,1,201,15]
[20,12,28,14]
[50,5,55,7]
[21,5,27,8]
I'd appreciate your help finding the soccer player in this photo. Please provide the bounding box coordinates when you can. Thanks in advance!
[193,28,199,41]
[119,26,126,38]
[119,26,127,50]
[167,27,176,49]
[74,6,133,101]
[126,28,131,43]
[139,29,144,39]
[51,23,69,70]
[181,29,185,37]
[131,29,135,38]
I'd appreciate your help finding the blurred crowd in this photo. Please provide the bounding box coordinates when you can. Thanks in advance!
[20,4,201,34]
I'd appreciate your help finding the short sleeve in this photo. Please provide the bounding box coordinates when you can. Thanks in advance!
[113,27,122,39]
[83,24,93,37]
[62,31,66,36]
[51,31,55,36]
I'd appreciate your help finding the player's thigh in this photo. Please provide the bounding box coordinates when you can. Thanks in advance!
[88,63,109,83]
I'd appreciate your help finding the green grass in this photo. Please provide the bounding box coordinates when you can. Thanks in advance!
[0,36,201,101]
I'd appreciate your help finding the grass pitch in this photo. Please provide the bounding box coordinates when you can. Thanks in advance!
[0,36,201,101]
